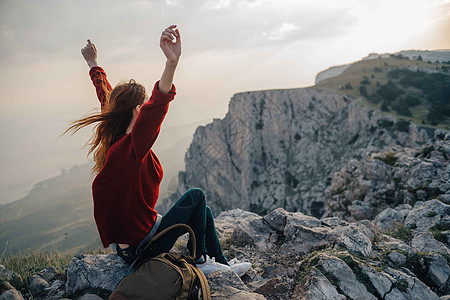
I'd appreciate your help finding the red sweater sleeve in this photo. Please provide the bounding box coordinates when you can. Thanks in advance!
[131,80,176,160]
[89,66,113,110]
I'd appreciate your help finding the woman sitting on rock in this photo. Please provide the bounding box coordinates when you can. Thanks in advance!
[65,25,250,276]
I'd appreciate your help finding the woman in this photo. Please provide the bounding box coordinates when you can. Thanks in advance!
[66,25,250,276]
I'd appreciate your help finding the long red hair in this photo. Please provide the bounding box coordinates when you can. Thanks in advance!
[64,79,146,175]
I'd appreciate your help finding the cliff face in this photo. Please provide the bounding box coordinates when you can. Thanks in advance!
[166,87,437,217]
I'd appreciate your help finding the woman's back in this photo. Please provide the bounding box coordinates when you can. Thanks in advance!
[89,68,177,248]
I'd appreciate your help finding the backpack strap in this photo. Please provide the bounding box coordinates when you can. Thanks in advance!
[142,223,197,259]
[125,224,198,275]
[191,265,211,300]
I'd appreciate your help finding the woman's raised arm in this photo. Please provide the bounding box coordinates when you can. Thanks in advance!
[129,26,181,160]
[158,25,181,93]
[82,40,112,110]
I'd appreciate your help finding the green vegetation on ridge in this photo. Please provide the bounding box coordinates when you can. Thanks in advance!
[315,55,450,130]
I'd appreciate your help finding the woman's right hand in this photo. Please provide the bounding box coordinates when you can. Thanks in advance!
[81,39,99,68]
[160,25,181,64]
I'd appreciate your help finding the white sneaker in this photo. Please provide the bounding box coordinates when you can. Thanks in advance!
[229,258,252,277]
[196,255,232,275]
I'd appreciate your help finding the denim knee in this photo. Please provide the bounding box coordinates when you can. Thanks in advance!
[205,206,213,221]
[187,188,206,205]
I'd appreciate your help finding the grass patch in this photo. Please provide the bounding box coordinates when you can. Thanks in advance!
[386,224,413,242]
[430,223,450,231]
[431,230,448,244]
[374,152,398,166]
[426,212,438,218]
[0,248,73,281]
[316,265,341,287]
[430,223,450,244]
[393,278,408,292]
[418,145,435,158]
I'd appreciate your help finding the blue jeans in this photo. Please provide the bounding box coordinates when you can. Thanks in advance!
[117,188,228,266]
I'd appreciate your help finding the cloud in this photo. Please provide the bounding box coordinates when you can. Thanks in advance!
[0,0,444,67]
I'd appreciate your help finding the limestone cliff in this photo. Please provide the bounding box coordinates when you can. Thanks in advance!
[164,87,438,218]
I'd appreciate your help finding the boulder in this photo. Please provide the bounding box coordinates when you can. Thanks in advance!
[65,254,128,295]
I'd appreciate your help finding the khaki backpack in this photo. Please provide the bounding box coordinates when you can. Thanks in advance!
[109,224,211,300]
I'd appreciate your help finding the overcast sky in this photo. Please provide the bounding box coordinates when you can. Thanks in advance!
[0,0,449,204]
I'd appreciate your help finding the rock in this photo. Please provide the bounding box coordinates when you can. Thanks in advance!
[387,251,407,266]
[427,254,450,289]
[263,208,289,231]
[404,200,450,231]
[385,288,408,300]
[325,140,449,222]
[78,294,104,300]
[318,254,377,300]
[0,288,23,300]
[292,267,345,300]
[360,265,393,298]
[206,270,266,299]
[385,267,439,300]
[284,223,332,254]
[320,217,348,228]
[37,266,57,282]
[375,207,410,232]
[49,206,450,299]
[332,224,372,257]
[65,253,128,295]
[0,266,23,289]
[231,217,274,250]
[253,277,289,299]
[28,274,49,296]
[438,194,450,204]
[411,232,450,254]
[215,209,262,239]
[46,279,66,298]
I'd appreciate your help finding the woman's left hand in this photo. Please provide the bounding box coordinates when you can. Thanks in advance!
[160,25,181,64]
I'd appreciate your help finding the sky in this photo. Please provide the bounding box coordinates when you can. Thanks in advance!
[0,0,449,204]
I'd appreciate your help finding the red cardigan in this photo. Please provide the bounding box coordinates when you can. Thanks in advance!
[89,66,176,247]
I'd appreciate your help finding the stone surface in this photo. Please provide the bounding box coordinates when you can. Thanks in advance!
[20,205,450,299]
[325,139,449,222]
[385,268,439,300]
[411,232,450,254]
[387,251,407,266]
[37,267,57,282]
[207,271,266,300]
[0,288,23,300]
[78,293,104,300]
[28,274,49,296]
[0,265,23,289]
[427,254,450,289]
[318,255,377,300]
[252,277,289,299]
[292,267,345,300]
[360,265,393,298]
[331,224,372,257]
[65,253,128,295]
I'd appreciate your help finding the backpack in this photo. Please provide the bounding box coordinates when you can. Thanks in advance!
[109,224,211,300]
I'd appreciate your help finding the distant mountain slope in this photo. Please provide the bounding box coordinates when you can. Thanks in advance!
[0,119,206,253]
[0,162,100,254]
